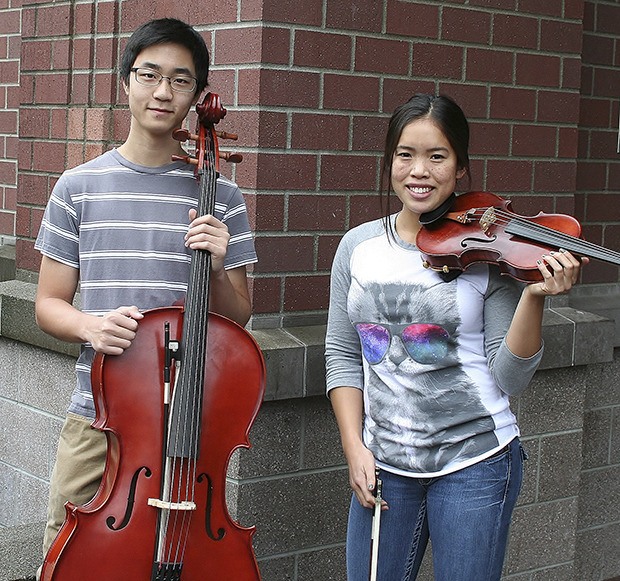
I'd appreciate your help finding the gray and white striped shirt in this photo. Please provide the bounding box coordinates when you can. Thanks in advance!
[35,148,257,418]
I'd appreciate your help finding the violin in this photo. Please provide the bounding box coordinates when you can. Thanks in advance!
[41,93,266,580]
[416,191,620,283]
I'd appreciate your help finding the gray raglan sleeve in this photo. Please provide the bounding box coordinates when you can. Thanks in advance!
[483,268,544,396]
[325,233,365,396]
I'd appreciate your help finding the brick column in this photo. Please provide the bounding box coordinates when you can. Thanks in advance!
[0,0,20,243]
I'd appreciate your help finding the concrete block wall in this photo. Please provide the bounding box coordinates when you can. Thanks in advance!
[575,356,620,581]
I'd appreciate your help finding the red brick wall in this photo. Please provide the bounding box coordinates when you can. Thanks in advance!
[4,0,620,325]
[577,0,620,283]
[0,0,20,244]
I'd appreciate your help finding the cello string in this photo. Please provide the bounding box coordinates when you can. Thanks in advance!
[159,106,230,570]
[174,125,220,567]
[155,366,180,566]
[161,251,203,566]
[160,362,181,566]
[169,356,189,566]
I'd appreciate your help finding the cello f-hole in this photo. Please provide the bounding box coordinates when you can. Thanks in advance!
[106,466,153,530]
[197,472,226,541]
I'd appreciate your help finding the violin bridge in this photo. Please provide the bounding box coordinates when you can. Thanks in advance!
[148,498,197,511]
[479,207,497,233]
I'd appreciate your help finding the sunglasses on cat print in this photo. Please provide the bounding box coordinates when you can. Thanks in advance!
[354,322,451,365]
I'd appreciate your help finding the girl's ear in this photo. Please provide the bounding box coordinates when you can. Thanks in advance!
[456,167,467,180]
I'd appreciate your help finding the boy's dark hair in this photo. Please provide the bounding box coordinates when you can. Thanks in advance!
[120,18,210,95]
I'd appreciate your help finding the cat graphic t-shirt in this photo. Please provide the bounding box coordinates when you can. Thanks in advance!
[325,215,542,478]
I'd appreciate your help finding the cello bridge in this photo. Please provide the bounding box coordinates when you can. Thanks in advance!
[479,207,497,233]
[148,498,196,511]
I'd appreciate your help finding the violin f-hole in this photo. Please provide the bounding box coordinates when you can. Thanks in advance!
[460,234,497,248]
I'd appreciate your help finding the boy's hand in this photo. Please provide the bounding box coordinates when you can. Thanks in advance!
[86,306,143,355]
[185,209,229,273]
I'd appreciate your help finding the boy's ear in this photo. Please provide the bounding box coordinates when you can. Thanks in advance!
[122,78,129,96]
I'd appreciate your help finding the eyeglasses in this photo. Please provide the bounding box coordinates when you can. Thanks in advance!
[130,67,198,93]
[355,322,451,365]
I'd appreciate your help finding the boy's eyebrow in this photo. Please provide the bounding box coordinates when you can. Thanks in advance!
[138,61,195,76]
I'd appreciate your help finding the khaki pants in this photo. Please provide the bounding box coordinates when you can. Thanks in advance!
[42,413,107,556]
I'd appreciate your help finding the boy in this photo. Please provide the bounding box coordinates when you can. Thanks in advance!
[34,17,257,565]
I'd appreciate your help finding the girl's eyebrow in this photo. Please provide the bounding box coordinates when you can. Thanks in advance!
[396,145,450,153]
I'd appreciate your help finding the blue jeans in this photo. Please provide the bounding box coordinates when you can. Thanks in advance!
[347,438,525,581]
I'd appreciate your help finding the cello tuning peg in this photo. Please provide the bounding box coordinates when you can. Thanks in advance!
[172,154,198,166]
[219,151,243,164]
[172,128,199,143]
[215,130,239,141]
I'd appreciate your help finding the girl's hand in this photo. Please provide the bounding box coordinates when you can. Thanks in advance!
[528,250,589,297]
[346,442,388,510]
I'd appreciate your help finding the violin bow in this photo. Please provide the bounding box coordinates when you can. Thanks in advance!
[369,468,383,581]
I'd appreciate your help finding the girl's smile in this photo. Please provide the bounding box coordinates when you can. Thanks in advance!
[391,118,466,241]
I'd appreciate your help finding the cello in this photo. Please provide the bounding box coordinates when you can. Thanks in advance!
[41,93,266,580]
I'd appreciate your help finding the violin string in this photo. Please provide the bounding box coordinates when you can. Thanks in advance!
[469,207,620,262]
[502,211,620,260]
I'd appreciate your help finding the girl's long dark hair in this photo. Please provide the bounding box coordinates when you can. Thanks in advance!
[380,94,471,238]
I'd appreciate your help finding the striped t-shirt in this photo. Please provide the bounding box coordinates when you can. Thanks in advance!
[35,148,257,418]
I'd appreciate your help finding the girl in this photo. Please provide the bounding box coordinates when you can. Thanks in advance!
[325,94,585,580]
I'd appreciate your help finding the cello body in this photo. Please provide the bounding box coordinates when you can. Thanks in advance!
[41,306,266,580]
